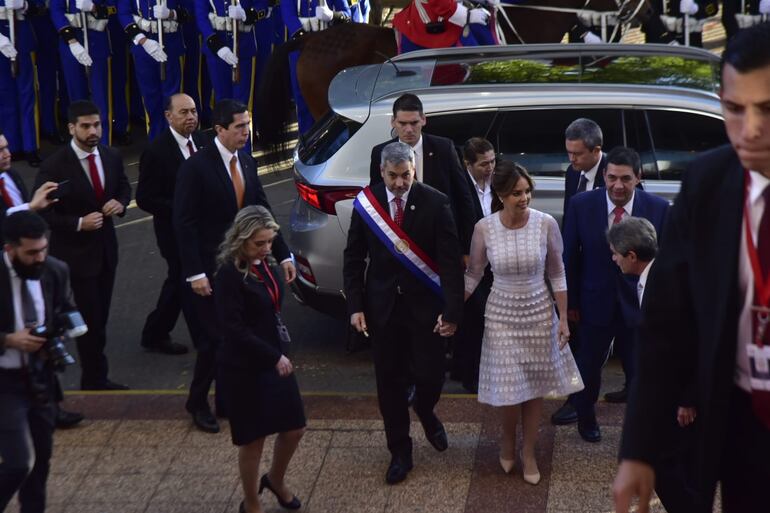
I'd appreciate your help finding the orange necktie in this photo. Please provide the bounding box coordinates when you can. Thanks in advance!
[229,155,244,209]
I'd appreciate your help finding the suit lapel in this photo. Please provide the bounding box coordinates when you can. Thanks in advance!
[373,183,389,213]
[421,136,435,184]
[66,147,98,207]
[98,145,116,197]
[207,144,238,210]
[631,190,646,218]
[401,183,420,234]
[594,156,607,189]
[239,150,256,202]
[465,172,483,220]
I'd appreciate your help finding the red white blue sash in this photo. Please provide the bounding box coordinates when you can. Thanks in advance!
[353,187,442,297]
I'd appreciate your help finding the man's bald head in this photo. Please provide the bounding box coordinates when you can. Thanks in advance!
[165,94,198,137]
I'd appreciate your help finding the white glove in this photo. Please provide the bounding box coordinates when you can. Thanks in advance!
[4,0,24,10]
[760,0,770,14]
[315,4,333,22]
[76,0,95,12]
[469,7,490,25]
[153,4,170,19]
[679,0,698,15]
[0,34,18,60]
[69,41,93,66]
[582,31,603,44]
[141,38,167,62]
[216,46,238,66]
[484,0,501,8]
[228,4,246,21]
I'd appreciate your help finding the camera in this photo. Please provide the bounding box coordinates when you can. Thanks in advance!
[30,311,88,372]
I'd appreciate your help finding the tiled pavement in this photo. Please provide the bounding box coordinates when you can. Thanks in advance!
[7,394,677,513]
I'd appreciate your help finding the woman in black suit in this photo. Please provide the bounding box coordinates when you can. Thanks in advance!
[215,206,306,513]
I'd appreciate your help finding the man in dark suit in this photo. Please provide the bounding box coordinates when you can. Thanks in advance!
[33,100,132,391]
[135,93,208,355]
[0,129,84,428]
[368,93,475,256]
[344,141,464,485]
[614,24,770,513]
[562,146,668,443]
[174,99,296,433]
[453,137,495,392]
[0,211,78,513]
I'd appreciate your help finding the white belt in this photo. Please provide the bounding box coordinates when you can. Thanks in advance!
[298,16,326,32]
[659,14,708,33]
[576,10,618,27]
[207,13,253,32]
[735,13,769,29]
[132,15,179,33]
[0,7,26,20]
[65,12,109,31]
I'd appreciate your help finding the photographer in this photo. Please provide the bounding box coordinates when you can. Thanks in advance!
[0,211,78,513]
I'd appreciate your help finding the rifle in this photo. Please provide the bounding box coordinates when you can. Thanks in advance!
[8,7,16,77]
[81,9,91,79]
[157,0,165,81]
[231,0,239,83]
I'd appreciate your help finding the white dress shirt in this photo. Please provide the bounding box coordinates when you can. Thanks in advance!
[606,191,635,228]
[386,187,410,221]
[170,127,197,160]
[0,171,30,215]
[467,170,492,218]
[579,154,604,192]
[0,251,45,369]
[400,135,423,182]
[637,259,654,306]
[736,170,770,392]
[214,137,245,186]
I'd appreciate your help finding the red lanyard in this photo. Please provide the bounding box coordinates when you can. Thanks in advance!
[744,170,770,308]
[251,262,280,313]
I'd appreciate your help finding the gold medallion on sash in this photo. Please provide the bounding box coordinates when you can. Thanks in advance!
[394,239,410,254]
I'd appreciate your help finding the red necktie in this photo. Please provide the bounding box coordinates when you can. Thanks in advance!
[86,154,104,203]
[393,197,404,226]
[187,140,195,156]
[612,206,625,224]
[751,185,770,428]
[0,176,14,208]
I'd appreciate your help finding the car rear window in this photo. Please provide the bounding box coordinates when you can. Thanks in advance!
[297,111,362,166]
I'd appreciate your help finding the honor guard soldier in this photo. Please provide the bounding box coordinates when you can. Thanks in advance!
[108,3,130,144]
[646,0,720,46]
[119,0,186,139]
[0,0,42,166]
[281,0,351,134]
[51,0,116,145]
[392,0,491,54]
[179,0,212,126]
[350,0,368,23]
[723,0,770,40]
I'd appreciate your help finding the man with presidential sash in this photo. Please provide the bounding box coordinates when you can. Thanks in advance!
[343,141,464,485]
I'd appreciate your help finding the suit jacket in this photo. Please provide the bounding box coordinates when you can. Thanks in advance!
[0,169,31,229]
[173,141,290,279]
[135,129,208,255]
[562,155,607,226]
[563,187,669,327]
[34,144,132,278]
[369,134,476,253]
[343,181,464,330]
[620,145,746,512]
[0,255,77,355]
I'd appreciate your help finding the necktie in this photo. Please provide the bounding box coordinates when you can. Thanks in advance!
[393,197,404,226]
[21,279,38,328]
[751,185,770,428]
[229,155,245,209]
[86,154,105,203]
[187,140,196,156]
[612,206,625,225]
[577,173,588,193]
[0,176,14,208]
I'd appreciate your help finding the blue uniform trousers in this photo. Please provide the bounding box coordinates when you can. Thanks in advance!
[133,46,182,140]
[30,15,65,137]
[181,27,212,125]
[108,16,130,135]
[0,51,37,153]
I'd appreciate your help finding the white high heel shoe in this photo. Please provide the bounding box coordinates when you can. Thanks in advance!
[521,452,541,485]
[499,455,515,474]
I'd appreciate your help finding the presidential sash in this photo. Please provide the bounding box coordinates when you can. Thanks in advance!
[353,187,442,297]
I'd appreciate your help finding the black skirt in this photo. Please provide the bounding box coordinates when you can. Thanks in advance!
[218,363,306,446]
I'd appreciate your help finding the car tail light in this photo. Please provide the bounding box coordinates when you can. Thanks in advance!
[293,254,316,285]
[295,181,361,215]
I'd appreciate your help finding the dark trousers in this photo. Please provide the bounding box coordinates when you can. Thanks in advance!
[654,423,697,513]
[720,386,770,513]
[453,271,491,389]
[71,264,116,388]
[571,311,634,420]
[141,223,183,346]
[0,370,55,513]
[372,297,446,456]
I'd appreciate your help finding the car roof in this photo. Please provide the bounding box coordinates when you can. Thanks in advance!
[329,43,721,123]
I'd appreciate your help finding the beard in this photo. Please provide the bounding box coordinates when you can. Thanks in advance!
[12,257,45,280]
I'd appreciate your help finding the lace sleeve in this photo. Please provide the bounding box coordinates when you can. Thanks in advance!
[464,219,489,295]
[545,214,567,292]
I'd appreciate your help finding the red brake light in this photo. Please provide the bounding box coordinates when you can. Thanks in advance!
[295,182,361,215]
[294,254,316,285]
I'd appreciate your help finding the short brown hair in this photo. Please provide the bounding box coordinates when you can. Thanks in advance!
[462,137,494,164]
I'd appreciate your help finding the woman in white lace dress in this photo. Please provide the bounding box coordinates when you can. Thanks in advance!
[464,161,583,485]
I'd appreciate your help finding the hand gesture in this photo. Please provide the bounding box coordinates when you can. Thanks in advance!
[29,182,59,211]
[3,329,46,353]
[433,315,456,337]
[69,42,93,66]
[0,34,17,60]
[81,212,104,231]
[5,0,24,9]
[101,199,125,217]
[677,406,697,427]
[281,261,297,284]
[216,47,238,66]
[228,4,246,21]
[76,0,95,12]
[679,0,698,15]
[190,276,212,296]
[558,319,570,349]
[153,3,170,19]
[350,312,368,335]
[469,8,490,25]
[141,38,168,63]
[275,355,293,376]
[612,460,655,513]
[315,4,333,21]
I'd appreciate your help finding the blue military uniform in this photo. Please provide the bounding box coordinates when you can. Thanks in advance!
[108,9,130,140]
[349,0,367,23]
[281,0,350,134]
[51,0,115,144]
[118,0,185,139]
[0,0,38,155]
[180,0,211,125]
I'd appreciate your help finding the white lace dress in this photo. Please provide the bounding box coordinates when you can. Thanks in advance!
[465,209,584,406]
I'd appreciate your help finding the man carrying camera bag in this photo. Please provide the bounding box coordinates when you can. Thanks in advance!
[0,211,79,513]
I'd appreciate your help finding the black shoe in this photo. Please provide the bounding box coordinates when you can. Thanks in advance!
[385,452,413,485]
[603,387,628,403]
[55,408,84,429]
[190,410,220,433]
[25,151,42,167]
[112,132,132,146]
[142,339,189,355]
[577,419,601,443]
[424,419,448,452]
[239,501,246,513]
[81,379,130,391]
[551,401,578,425]
[259,474,301,509]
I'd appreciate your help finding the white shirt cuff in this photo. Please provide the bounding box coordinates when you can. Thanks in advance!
[76,217,82,232]
[6,203,30,215]
[279,258,293,265]
[133,34,146,46]
[186,273,207,282]
[448,3,468,27]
